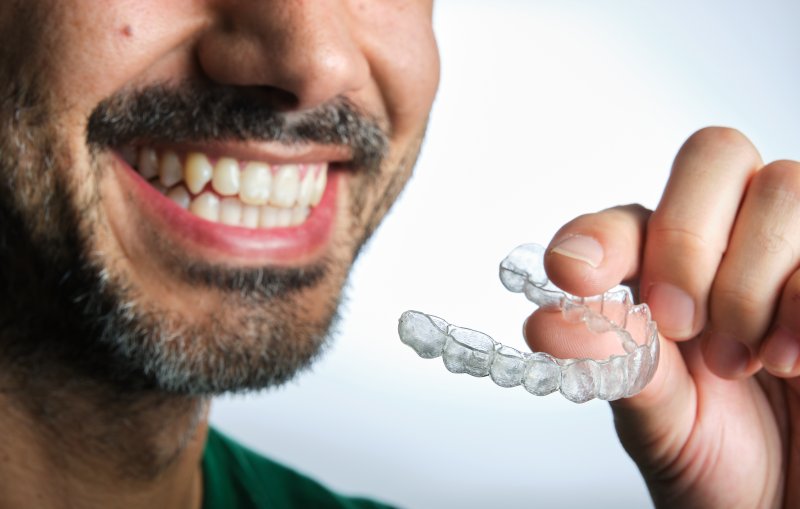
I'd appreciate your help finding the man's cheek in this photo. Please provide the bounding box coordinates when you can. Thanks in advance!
[49,1,207,113]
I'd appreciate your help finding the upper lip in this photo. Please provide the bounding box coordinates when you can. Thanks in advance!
[142,140,354,165]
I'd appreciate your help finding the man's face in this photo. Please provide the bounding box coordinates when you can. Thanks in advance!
[0,1,438,393]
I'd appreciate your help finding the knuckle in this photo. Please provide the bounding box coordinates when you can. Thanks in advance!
[680,126,761,168]
[749,161,800,261]
[753,228,792,256]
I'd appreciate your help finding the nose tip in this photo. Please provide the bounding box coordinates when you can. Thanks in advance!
[197,5,370,111]
[280,44,369,109]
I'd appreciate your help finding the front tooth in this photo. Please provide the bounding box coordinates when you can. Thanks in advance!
[240,162,271,205]
[270,164,300,207]
[260,206,279,228]
[189,192,220,222]
[310,166,327,206]
[276,208,292,227]
[296,168,315,207]
[212,157,240,196]
[185,152,213,194]
[241,205,259,228]
[159,151,183,187]
[167,185,191,209]
[219,197,242,226]
[138,148,158,179]
[291,206,309,226]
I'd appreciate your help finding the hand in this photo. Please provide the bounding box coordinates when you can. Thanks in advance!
[526,127,800,508]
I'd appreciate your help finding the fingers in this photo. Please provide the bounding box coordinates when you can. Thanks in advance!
[545,127,800,385]
[524,308,636,360]
[544,204,650,296]
[640,127,763,341]
[704,160,800,378]
[524,307,697,477]
[761,268,800,377]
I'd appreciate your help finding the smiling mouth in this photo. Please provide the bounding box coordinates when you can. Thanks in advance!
[120,146,330,229]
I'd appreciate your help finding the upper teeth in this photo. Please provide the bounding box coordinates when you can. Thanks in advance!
[126,147,329,229]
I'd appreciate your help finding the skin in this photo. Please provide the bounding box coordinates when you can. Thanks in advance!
[0,1,437,508]
[0,2,795,509]
[529,128,800,508]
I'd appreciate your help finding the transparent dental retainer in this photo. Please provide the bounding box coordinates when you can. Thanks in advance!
[397,243,660,403]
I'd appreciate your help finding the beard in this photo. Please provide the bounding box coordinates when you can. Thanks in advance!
[0,74,393,396]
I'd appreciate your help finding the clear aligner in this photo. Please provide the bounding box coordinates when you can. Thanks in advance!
[397,243,660,403]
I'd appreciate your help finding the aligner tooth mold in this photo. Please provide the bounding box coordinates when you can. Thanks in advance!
[398,243,660,403]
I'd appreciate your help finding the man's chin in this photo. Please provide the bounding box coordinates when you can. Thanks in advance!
[0,155,349,396]
[0,81,390,397]
[64,221,351,395]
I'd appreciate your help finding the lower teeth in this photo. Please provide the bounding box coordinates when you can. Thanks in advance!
[156,182,311,229]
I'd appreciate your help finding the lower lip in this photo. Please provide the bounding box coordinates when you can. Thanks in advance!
[115,156,339,265]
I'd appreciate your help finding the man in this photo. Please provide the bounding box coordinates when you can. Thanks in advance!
[0,2,796,509]
[0,1,437,507]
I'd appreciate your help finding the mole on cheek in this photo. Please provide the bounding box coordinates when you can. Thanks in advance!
[120,25,133,38]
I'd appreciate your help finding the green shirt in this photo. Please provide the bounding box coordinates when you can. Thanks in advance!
[202,428,396,509]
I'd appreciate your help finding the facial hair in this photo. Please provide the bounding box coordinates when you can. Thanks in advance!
[0,77,390,396]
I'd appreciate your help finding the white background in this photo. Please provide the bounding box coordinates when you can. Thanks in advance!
[211,1,800,507]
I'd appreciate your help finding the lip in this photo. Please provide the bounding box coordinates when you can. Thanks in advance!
[146,140,353,166]
[113,151,340,266]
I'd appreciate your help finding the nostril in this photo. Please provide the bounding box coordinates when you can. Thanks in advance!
[257,86,299,111]
[234,86,299,112]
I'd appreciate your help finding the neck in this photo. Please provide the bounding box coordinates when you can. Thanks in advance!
[0,363,209,509]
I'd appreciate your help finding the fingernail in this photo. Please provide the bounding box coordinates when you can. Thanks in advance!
[646,283,695,338]
[550,235,604,268]
[706,332,751,378]
[761,327,800,375]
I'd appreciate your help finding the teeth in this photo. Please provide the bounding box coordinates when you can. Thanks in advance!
[189,192,220,222]
[311,167,326,206]
[212,157,240,196]
[166,185,191,209]
[276,208,293,227]
[134,148,331,229]
[240,162,271,205]
[185,153,213,194]
[296,168,315,207]
[259,206,279,228]
[138,148,159,179]
[241,205,260,228]
[270,165,300,207]
[291,206,310,225]
[159,151,183,188]
[219,197,243,226]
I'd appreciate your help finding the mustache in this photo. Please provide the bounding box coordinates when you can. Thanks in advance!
[85,82,389,171]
